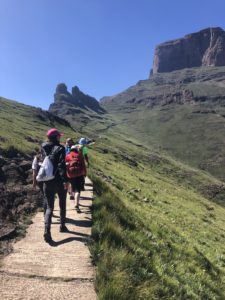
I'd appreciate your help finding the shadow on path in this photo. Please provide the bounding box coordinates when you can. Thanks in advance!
[79,204,91,208]
[67,230,89,237]
[80,196,93,200]
[50,236,86,247]
[66,217,92,228]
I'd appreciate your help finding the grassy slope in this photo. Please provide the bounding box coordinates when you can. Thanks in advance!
[105,103,225,179]
[82,123,225,299]
[0,97,79,154]
[101,67,225,180]
[1,96,225,298]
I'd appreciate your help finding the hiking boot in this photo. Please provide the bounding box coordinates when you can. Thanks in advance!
[60,225,69,232]
[44,231,52,243]
[75,205,81,213]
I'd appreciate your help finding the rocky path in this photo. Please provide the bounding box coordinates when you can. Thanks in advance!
[0,178,96,300]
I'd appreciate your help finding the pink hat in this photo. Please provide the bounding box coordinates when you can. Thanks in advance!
[47,128,63,138]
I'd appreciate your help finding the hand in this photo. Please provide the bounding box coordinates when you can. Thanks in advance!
[63,182,69,190]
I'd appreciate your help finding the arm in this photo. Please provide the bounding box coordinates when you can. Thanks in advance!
[83,147,89,167]
[32,156,38,188]
[84,154,89,167]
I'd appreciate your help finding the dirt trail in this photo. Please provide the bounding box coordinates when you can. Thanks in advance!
[0,178,96,300]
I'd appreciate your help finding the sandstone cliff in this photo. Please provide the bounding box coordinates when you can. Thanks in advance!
[152,27,225,74]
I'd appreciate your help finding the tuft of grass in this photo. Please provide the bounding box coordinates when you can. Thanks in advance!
[15,213,34,240]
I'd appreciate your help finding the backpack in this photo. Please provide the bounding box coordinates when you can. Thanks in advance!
[67,153,84,178]
[36,147,56,182]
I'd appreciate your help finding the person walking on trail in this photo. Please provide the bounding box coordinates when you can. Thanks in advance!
[65,137,75,199]
[79,137,89,167]
[65,145,86,212]
[41,128,69,243]
[79,137,90,191]
[65,138,74,155]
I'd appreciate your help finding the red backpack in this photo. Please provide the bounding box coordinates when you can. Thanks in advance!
[66,152,85,178]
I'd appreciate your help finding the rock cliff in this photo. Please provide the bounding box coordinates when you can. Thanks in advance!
[51,83,105,114]
[152,27,225,74]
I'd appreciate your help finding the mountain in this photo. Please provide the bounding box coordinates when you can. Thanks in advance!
[49,83,106,131]
[101,28,225,180]
[152,27,225,74]
[2,27,225,299]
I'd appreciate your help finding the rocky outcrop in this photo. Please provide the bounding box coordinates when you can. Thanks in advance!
[51,83,105,114]
[152,27,225,74]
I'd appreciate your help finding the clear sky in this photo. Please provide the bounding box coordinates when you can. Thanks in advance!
[1,0,225,109]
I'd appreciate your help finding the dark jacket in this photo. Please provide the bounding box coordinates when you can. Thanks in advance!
[41,141,68,183]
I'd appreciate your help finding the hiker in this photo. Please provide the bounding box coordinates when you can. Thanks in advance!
[65,145,86,212]
[65,138,74,199]
[79,137,89,167]
[65,138,74,155]
[79,137,89,191]
[40,128,69,243]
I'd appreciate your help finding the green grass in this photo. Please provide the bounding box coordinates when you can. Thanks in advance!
[83,123,225,299]
[101,66,225,180]
[90,174,225,299]
[0,97,79,155]
[1,95,225,299]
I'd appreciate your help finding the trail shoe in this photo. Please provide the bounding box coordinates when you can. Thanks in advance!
[60,225,69,232]
[75,205,81,213]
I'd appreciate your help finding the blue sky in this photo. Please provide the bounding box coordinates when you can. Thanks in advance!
[1,0,225,109]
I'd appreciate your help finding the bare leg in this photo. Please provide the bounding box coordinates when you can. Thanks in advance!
[75,191,80,207]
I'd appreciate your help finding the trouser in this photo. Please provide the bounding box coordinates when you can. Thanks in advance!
[80,176,85,191]
[37,182,46,213]
[43,179,67,231]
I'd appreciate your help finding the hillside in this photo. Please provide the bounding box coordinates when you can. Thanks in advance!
[0,96,79,256]
[101,66,225,180]
[1,94,225,298]
[45,88,225,298]
[0,96,78,156]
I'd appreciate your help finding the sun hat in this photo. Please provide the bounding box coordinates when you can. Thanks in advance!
[71,144,82,151]
[66,138,73,142]
[79,137,87,145]
[47,128,63,138]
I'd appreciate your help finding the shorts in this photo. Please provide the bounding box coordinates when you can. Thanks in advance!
[69,176,84,193]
